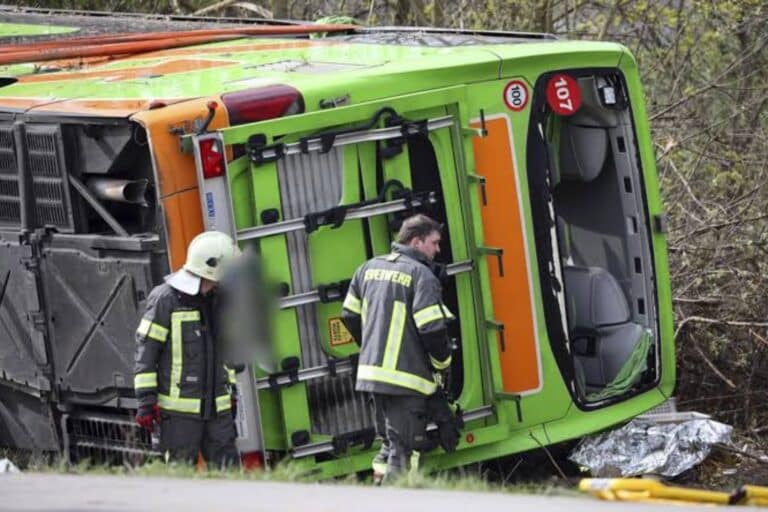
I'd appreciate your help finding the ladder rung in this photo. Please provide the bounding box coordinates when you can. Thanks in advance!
[277,259,474,310]
[252,116,454,162]
[291,405,495,459]
[255,358,355,391]
[236,192,437,242]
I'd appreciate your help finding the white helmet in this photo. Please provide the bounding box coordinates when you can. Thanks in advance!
[165,231,240,295]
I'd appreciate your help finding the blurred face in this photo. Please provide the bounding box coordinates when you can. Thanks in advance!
[410,230,441,261]
[200,278,218,296]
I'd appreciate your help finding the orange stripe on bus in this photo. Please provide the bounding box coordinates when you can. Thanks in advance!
[472,115,541,394]
[0,97,181,115]
[146,40,331,58]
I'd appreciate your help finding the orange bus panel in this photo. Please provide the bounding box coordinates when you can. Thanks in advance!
[471,115,541,394]
[133,98,230,270]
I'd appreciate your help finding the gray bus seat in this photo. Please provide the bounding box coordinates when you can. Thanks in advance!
[563,265,645,390]
[558,122,608,182]
[564,266,629,327]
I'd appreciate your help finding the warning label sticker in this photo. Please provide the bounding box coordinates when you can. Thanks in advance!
[503,79,529,112]
[328,317,354,346]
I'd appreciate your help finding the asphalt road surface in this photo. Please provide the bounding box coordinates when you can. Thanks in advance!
[0,473,761,511]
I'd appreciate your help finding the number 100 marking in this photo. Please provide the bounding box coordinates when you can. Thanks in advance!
[504,80,529,112]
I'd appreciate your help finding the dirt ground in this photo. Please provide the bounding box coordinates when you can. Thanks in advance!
[677,441,768,490]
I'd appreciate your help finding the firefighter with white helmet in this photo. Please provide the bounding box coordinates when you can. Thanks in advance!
[133,230,241,467]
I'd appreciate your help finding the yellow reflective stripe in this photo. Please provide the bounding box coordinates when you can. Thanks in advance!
[343,293,362,314]
[173,310,201,322]
[170,310,200,399]
[430,354,452,370]
[357,365,436,395]
[137,318,168,342]
[413,304,454,329]
[372,461,388,475]
[215,394,232,412]
[361,298,368,326]
[134,372,157,389]
[382,301,406,369]
[158,394,201,414]
[226,366,237,385]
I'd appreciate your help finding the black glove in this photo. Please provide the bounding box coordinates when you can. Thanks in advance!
[430,262,448,284]
[426,388,462,453]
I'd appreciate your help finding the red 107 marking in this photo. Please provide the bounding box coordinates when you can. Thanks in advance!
[554,77,573,111]
[546,74,582,116]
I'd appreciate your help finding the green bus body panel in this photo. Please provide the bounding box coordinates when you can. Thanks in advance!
[1,38,625,111]
[214,44,673,476]
[0,31,674,476]
[617,48,676,397]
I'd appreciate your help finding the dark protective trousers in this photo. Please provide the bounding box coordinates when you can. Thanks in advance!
[372,393,428,482]
[159,412,239,468]
[370,394,389,479]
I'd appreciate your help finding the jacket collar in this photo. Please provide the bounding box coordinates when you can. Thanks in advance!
[391,242,429,265]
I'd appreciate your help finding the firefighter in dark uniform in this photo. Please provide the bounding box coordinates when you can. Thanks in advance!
[134,231,241,467]
[342,214,453,482]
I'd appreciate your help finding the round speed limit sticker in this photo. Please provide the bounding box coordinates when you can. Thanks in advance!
[503,80,529,112]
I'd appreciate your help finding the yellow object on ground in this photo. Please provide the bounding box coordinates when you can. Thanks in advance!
[580,478,732,505]
[581,478,768,506]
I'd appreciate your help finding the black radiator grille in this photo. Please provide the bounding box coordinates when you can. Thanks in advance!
[27,129,61,177]
[32,177,69,227]
[0,123,19,226]
[25,125,74,231]
[65,412,159,466]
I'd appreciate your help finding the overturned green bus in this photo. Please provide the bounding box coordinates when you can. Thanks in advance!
[0,12,674,478]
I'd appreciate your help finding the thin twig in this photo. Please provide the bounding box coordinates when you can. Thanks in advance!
[650,36,768,120]
[750,330,768,349]
[714,443,768,464]
[694,345,736,389]
[673,296,722,305]
[674,316,768,341]
[193,0,238,15]
[528,432,570,482]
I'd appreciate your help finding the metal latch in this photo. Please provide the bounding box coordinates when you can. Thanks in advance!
[478,246,504,277]
[486,320,506,351]
[495,392,523,422]
[467,173,487,205]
